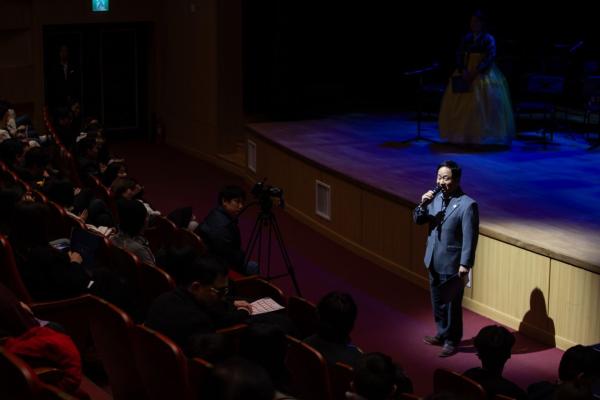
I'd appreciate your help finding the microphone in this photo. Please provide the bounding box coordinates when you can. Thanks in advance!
[418,185,442,208]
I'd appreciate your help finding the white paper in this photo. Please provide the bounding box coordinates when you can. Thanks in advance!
[250,297,284,315]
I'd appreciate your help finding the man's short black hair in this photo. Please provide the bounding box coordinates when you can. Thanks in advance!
[558,344,600,382]
[43,177,75,208]
[117,199,147,237]
[353,352,397,400]
[24,147,50,169]
[317,291,358,343]
[0,138,24,166]
[218,185,245,205]
[437,160,462,182]
[239,323,288,389]
[179,255,228,287]
[111,177,137,199]
[473,325,515,370]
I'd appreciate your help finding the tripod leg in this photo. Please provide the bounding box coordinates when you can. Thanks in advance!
[244,214,264,273]
[267,220,273,280]
[270,215,302,296]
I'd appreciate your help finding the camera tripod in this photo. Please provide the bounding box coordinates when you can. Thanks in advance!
[243,200,302,296]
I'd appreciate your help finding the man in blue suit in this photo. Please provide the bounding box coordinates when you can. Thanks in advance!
[413,160,479,357]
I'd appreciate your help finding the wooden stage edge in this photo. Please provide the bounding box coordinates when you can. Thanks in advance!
[169,129,600,349]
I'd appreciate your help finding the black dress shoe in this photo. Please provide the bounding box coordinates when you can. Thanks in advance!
[423,335,443,346]
[439,343,457,357]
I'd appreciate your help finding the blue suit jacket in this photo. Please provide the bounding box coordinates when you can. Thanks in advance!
[413,189,479,274]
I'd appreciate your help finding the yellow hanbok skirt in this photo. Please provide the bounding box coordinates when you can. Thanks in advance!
[439,53,515,145]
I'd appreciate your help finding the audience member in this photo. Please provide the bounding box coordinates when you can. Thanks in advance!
[52,106,77,148]
[304,291,362,367]
[463,325,526,399]
[0,137,25,167]
[0,282,38,337]
[202,357,275,400]
[0,186,25,235]
[111,199,155,265]
[553,381,593,400]
[101,160,127,187]
[196,185,258,275]
[75,136,102,178]
[16,146,51,187]
[529,344,600,400]
[145,255,252,353]
[187,332,228,364]
[9,202,91,301]
[348,352,397,400]
[239,323,295,399]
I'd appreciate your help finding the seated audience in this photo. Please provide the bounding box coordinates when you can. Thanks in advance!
[111,199,155,265]
[111,177,161,221]
[15,146,51,187]
[9,201,127,306]
[202,357,275,400]
[0,283,83,395]
[145,255,252,353]
[528,344,600,400]
[304,291,362,367]
[53,106,77,148]
[101,160,127,188]
[187,332,228,363]
[0,137,25,168]
[0,282,38,337]
[463,325,526,399]
[553,381,593,400]
[0,186,25,235]
[75,135,102,178]
[196,185,258,275]
[10,202,92,301]
[348,352,397,400]
[239,323,296,399]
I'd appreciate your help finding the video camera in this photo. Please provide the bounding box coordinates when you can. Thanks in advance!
[251,179,285,212]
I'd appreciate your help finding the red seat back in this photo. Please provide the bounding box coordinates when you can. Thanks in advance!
[232,277,286,306]
[330,362,353,400]
[285,335,332,400]
[433,368,486,400]
[174,228,208,255]
[107,243,141,292]
[287,296,318,339]
[132,325,191,400]
[138,262,175,312]
[0,347,78,400]
[145,216,177,253]
[0,235,33,304]
[216,323,248,356]
[87,295,146,400]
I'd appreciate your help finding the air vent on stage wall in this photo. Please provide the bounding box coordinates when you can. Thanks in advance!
[247,140,257,172]
[315,180,331,220]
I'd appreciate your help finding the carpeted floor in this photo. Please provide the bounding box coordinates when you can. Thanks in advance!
[112,139,564,396]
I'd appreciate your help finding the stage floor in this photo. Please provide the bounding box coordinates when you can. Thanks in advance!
[248,113,600,272]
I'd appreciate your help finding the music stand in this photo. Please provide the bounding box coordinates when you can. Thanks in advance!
[583,76,600,150]
[515,74,565,145]
[399,63,440,144]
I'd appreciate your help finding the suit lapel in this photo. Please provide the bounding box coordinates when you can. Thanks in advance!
[441,196,461,224]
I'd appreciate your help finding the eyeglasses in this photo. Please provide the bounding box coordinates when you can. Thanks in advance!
[210,286,229,297]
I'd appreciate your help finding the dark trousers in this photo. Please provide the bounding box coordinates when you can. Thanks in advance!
[428,268,464,346]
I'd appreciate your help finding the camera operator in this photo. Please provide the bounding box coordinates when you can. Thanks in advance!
[196,185,259,275]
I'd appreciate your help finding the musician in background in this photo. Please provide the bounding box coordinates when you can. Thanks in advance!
[438,10,515,146]
[413,160,479,357]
